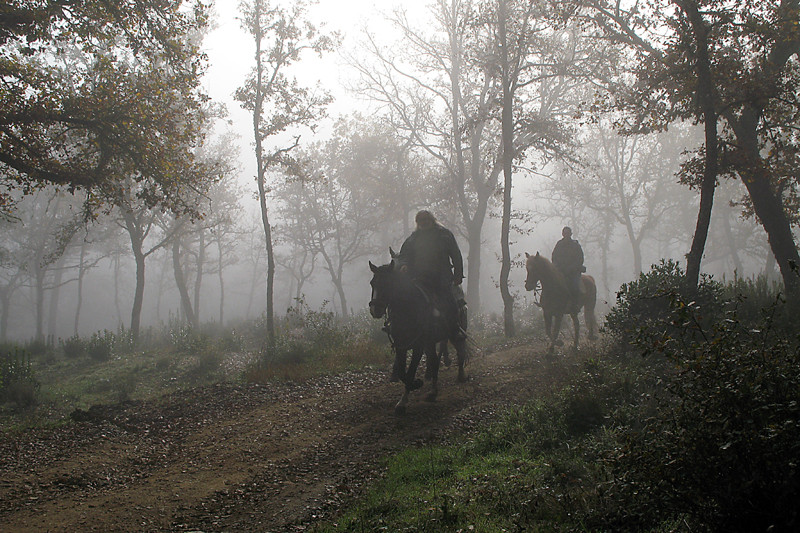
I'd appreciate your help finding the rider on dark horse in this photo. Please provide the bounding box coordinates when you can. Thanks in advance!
[551,226,585,312]
[396,210,466,341]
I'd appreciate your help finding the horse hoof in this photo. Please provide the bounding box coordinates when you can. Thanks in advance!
[389,371,401,382]
[457,370,467,383]
[407,378,424,391]
[394,404,407,416]
[425,391,438,402]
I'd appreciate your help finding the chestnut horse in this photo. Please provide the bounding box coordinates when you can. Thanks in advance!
[524,252,597,354]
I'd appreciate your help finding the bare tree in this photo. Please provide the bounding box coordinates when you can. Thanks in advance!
[554,122,697,276]
[236,0,337,343]
[349,0,504,314]
[114,182,181,343]
[274,140,380,317]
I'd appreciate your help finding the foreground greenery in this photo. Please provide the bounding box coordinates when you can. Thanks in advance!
[314,263,800,532]
[0,296,540,430]
[0,300,392,429]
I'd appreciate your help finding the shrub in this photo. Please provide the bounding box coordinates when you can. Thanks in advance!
[87,331,114,361]
[169,324,211,355]
[216,327,245,353]
[598,296,800,531]
[1,346,40,408]
[245,301,388,383]
[24,338,53,359]
[187,351,223,382]
[603,259,724,355]
[60,335,86,359]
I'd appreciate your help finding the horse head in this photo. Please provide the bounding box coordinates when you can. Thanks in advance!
[524,252,545,291]
[369,259,395,319]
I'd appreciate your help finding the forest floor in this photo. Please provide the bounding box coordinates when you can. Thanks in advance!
[0,339,582,532]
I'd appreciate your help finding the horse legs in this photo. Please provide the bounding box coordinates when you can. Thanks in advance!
[570,312,580,352]
[550,314,565,354]
[438,340,451,367]
[452,337,468,383]
[395,345,424,415]
[390,347,407,382]
[425,342,440,402]
[585,304,598,340]
[544,311,554,353]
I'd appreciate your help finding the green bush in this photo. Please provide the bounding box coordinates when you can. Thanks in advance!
[598,296,800,531]
[169,323,211,355]
[1,346,40,408]
[604,259,724,355]
[60,335,86,359]
[87,331,114,361]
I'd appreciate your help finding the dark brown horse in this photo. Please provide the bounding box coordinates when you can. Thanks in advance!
[369,259,467,414]
[524,252,598,354]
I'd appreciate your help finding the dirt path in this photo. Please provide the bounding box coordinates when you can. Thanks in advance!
[0,342,573,532]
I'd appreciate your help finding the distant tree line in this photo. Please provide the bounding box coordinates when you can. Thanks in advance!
[1,0,797,343]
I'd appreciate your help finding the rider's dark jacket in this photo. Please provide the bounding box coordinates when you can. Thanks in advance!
[552,237,584,277]
[397,223,463,289]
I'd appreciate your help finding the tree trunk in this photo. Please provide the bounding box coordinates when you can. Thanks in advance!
[74,239,87,335]
[34,266,45,342]
[172,238,197,327]
[252,0,276,345]
[130,246,145,344]
[465,218,484,315]
[217,236,225,324]
[0,291,10,341]
[47,257,64,339]
[681,0,718,292]
[498,0,515,337]
[731,106,800,296]
[123,210,147,344]
[113,251,123,328]
[193,230,205,323]
[720,205,743,274]
[334,277,349,318]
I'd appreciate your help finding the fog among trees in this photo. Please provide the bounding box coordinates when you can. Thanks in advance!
[2,0,798,343]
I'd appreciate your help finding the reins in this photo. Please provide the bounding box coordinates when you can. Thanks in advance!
[531,280,542,308]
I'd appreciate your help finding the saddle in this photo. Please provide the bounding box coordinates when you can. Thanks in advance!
[414,281,466,339]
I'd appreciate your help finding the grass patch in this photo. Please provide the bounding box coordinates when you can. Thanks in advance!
[1,306,396,431]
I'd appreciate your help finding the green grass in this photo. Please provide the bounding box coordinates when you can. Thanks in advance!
[312,349,614,533]
[313,271,800,533]
[0,310,399,431]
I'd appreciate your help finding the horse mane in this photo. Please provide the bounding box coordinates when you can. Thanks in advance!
[526,252,557,278]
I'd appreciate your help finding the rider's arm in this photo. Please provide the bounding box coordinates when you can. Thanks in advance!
[396,234,414,272]
[444,230,464,284]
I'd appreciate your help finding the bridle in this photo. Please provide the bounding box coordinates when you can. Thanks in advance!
[370,270,426,351]
[525,267,543,308]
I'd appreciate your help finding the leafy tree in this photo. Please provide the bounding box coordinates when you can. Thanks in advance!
[0,0,211,218]
[577,0,800,295]
[490,0,578,335]
[236,0,337,344]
